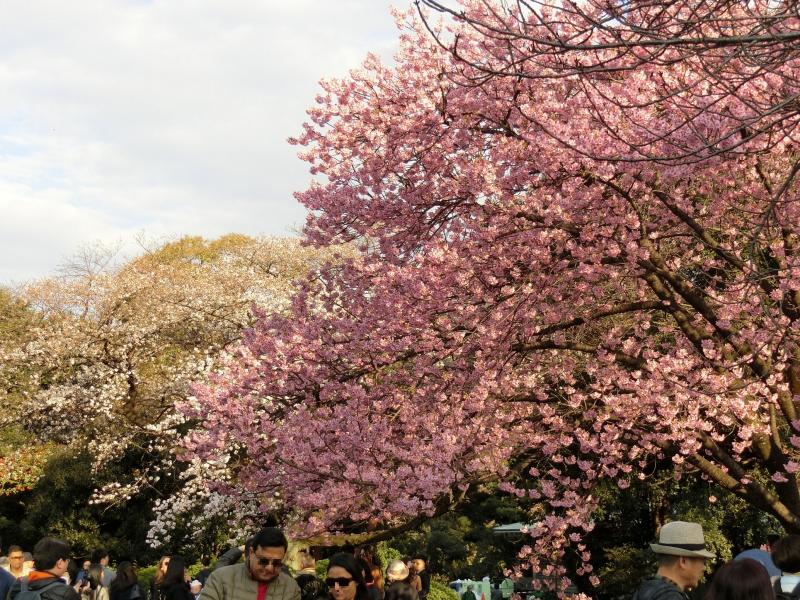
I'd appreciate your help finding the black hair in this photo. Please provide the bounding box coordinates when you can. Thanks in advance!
[327,553,370,600]
[656,554,681,568]
[773,535,800,573]
[384,583,419,600]
[67,559,80,584]
[705,559,772,600]
[91,549,109,564]
[110,561,139,597]
[33,537,71,571]
[162,555,187,587]
[251,528,288,552]
[88,564,104,591]
[358,558,374,584]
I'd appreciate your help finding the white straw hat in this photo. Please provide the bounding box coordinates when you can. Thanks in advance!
[386,560,409,581]
[650,521,714,559]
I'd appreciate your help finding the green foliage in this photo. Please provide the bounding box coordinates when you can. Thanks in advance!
[387,487,529,581]
[0,427,57,495]
[138,565,158,592]
[0,447,180,564]
[429,582,459,600]
[375,543,403,568]
[596,545,655,598]
[316,558,329,580]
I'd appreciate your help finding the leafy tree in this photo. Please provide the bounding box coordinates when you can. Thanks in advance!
[0,235,346,552]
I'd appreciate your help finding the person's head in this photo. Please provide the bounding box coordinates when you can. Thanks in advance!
[411,557,426,573]
[386,560,409,583]
[384,583,418,600]
[371,567,383,591]
[247,527,288,584]
[656,554,708,590]
[67,559,80,584]
[91,549,109,566]
[83,559,92,571]
[705,558,772,600]
[201,556,211,568]
[773,535,800,573]
[327,553,370,600]
[190,581,202,595]
[467,585,474,592]
[155,556,171,584]
[358,558,374,585]
[7,546,24,572]
[652,521,714,590]
[299,551,316,571]
[162,555,187,587]
[111,561,138,591]
[767,533,781,552]
[33,537,71,576]
[89,564,105,590]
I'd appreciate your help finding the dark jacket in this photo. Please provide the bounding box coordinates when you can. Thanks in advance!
[295,573,325,600]
[110,583,144,600]
[632,578,689,600]
[0,568,15,600]
[214,549,244,570]
[162,583,193,600]
[10,573,82,600]
[150,579,162,600]
[417,573,429,600]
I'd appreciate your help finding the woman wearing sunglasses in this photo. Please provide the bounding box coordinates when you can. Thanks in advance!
[326,554,370,600]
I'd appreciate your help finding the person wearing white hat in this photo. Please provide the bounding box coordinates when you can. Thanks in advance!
[384,562,417,600]
[632,521,715,600]
[190,581,202,600]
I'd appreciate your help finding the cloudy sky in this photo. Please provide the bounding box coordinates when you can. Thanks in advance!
[1,0,401,283]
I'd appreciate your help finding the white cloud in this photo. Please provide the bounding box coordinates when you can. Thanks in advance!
[0,0,401,283]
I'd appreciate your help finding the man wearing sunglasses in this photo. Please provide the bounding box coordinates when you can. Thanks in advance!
[201,527,300,600]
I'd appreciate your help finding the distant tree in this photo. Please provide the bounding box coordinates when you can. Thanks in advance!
[0,235,347,549]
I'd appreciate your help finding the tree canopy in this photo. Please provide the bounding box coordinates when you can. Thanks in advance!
[0,235,345,553]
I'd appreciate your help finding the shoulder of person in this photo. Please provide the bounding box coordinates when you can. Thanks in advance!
[41,579,82,600]
[206,563,250,586]
[632,578,686,600]
[277,572,301,590]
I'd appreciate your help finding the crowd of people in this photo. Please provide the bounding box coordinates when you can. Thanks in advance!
[6,521,800,600]
[0,529,430,600]
[632,520,800,600]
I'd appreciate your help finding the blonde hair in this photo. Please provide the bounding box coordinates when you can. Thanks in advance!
[155,556,170,585]
[371,567,384,591]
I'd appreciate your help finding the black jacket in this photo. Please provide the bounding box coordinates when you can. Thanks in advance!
[110,583,144,600]
[10,574,81,600]
[632,578,690,600]
[162,582,193,600]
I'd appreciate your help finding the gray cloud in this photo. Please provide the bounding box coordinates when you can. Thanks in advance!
[0,0,400,283]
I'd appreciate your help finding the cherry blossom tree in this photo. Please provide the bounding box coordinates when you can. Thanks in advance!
[1,235,342,511]
[180,1,800,592]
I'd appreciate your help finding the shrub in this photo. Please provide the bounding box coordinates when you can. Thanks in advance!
[429,581,459,600]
